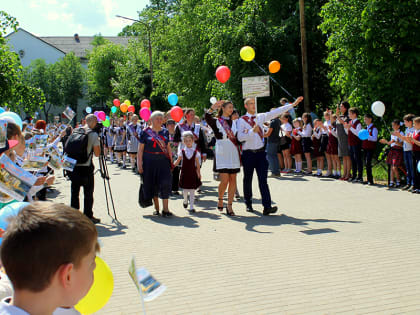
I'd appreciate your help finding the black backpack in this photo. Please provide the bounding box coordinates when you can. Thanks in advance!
[64,128,92,164]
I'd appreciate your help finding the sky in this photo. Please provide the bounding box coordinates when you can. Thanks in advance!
[3,0,149,36]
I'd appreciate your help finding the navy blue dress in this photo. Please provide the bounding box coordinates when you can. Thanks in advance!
[140,128,172,200]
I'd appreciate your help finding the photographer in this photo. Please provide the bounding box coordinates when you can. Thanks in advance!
[66,114,101,224]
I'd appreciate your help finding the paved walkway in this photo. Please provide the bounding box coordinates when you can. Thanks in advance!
[52,158,420,315]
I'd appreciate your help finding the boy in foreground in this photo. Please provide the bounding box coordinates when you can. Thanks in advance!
[0,202,99,314]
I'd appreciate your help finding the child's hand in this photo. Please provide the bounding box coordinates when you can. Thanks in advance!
[379,139,387,145]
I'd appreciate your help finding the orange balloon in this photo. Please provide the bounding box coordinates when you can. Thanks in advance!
[269,61,281,73]
[120,104,128,113]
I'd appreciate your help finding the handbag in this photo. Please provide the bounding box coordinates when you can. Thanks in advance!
[138,174,153,208]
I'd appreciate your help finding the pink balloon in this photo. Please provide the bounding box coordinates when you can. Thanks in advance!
[98,111,106,122]
[140,107,151,121]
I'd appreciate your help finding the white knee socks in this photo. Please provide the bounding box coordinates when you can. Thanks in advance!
[183,189,195,210]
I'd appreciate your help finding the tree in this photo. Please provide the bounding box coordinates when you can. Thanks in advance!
[91,33,109,47]
[56,52,84,120]
[320,0,420,119]
[87,42,126,107]
[24,59,63,122]
[0,11,46,115]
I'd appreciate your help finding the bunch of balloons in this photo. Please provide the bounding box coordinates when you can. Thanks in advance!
[75,256,114,315]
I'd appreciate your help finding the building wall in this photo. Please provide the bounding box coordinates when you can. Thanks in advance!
[6,30,65,67]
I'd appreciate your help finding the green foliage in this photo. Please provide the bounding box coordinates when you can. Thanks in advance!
[91,33,110,47]
[56,52,85,117]
[320,0,420,121]
[87,42,126,106]
[119,0,332,115]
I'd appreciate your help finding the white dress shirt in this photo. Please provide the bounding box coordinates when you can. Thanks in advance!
[390,131,403,147]
[403,127,414,151]
[366,123,378,142]
[237,104,294,151]
[297,124,313,137]
[349,119,362,136]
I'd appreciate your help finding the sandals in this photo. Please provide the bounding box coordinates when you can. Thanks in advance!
[226,203,235,216]
[153,210,160,216]
[217,198,224,212]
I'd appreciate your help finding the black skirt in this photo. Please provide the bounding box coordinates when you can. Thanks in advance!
[216,168,240,174]
[302,137,313,153]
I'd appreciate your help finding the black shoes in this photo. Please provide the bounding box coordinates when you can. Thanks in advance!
[162,211,173,217]
[263,206,278,216]
[183,201,188,209]
[89,217,101,224]
[246,206,254,213]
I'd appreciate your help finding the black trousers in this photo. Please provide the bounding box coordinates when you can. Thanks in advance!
[69,165,95,218]
[349,144,363,179]
[172,166,181,192]
[413,151,420,190]
[242,150,271,209]
[363,149,375,183]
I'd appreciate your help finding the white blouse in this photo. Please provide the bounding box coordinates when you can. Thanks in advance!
[298,124,313,137]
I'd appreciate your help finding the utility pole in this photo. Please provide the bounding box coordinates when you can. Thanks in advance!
[116,15,154,92]
[299,0,310,112]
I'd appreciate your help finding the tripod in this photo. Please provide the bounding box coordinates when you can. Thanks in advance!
[97,137,117,220]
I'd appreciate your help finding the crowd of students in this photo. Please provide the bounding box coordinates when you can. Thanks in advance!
[263,102,420,193]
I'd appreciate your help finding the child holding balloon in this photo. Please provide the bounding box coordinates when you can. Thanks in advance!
[361,114,378,185]
[380,120,404,188]
[0,202,101,315]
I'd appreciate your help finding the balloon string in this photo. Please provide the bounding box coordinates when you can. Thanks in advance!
[251,60,295,100]
[381,117,392,134]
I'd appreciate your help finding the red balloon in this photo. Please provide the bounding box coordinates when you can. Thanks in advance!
[140,99,151,108]
[215,66,231,84]
[113,99,120,107]
[128,105,135,113]
[170,106,184,122]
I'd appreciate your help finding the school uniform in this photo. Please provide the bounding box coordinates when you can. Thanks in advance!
[312,127,323,157]
[347,118,363,180]
[298,124,313,153]
[403,127,415,187]
[326,124,338,155]
[386,132,404,166]
[290,128,303,156]
[113,126,127,152]
[174,122,207,162]
[362,123,378,184]
[320,122,330,153]
[279,122,292,152]
[237,103,295,213]
[179,147,202,189]
[411,129,420,191]
[127,123,141,154]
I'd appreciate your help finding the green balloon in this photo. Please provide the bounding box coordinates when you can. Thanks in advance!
[103,119,110,127]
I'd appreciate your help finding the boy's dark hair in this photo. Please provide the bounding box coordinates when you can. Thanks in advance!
[348,107,359,116]
[341,101,350,111]
[364,113,373,120]
[403,114,415,122]
[414,117,420,124]
[280,98,289,104]
[1,202,99,292]
[7,122,22,139]
[392,119,401,126]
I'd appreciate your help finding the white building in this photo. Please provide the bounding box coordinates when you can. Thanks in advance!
[5,28,129,122]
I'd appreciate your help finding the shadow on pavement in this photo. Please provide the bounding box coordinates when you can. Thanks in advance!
[96,220,128,237]
[143,215,199,228]
[231,213,361,233]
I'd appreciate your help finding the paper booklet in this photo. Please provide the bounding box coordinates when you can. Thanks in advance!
[0,154,37,201]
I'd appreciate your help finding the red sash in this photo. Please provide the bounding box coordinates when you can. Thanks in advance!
[144,127,173,168]
[241,115,263,139]
[179,123,199,141]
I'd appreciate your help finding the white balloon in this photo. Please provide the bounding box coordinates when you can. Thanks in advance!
[371,101,385,117]
[210,97,217,105]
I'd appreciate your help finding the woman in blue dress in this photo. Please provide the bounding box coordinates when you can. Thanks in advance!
[137,111,173,216]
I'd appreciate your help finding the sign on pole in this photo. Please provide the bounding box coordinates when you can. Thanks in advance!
[242,75,270,99]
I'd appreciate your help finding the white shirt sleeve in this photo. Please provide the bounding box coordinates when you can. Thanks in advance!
[368,127,378,142]
[350,121,362,136]
[237,118,256,143]
[258,104,294,123]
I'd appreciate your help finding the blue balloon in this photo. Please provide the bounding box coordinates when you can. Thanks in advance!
[0,202,29,245]
[86,106,92,114]
[0,112,23,130]
[0,108,4,114]
[358,129,369,141]
[168,93,178,106]
[417,161,420,173]
[106,115,110,121]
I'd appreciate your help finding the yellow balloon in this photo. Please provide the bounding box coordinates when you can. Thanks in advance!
[75,257,114,315]
[240,46,255,62]
[124,100,131,106]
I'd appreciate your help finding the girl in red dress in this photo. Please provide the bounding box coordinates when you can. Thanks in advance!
[173,131,202,213]
[291,118,303,173]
